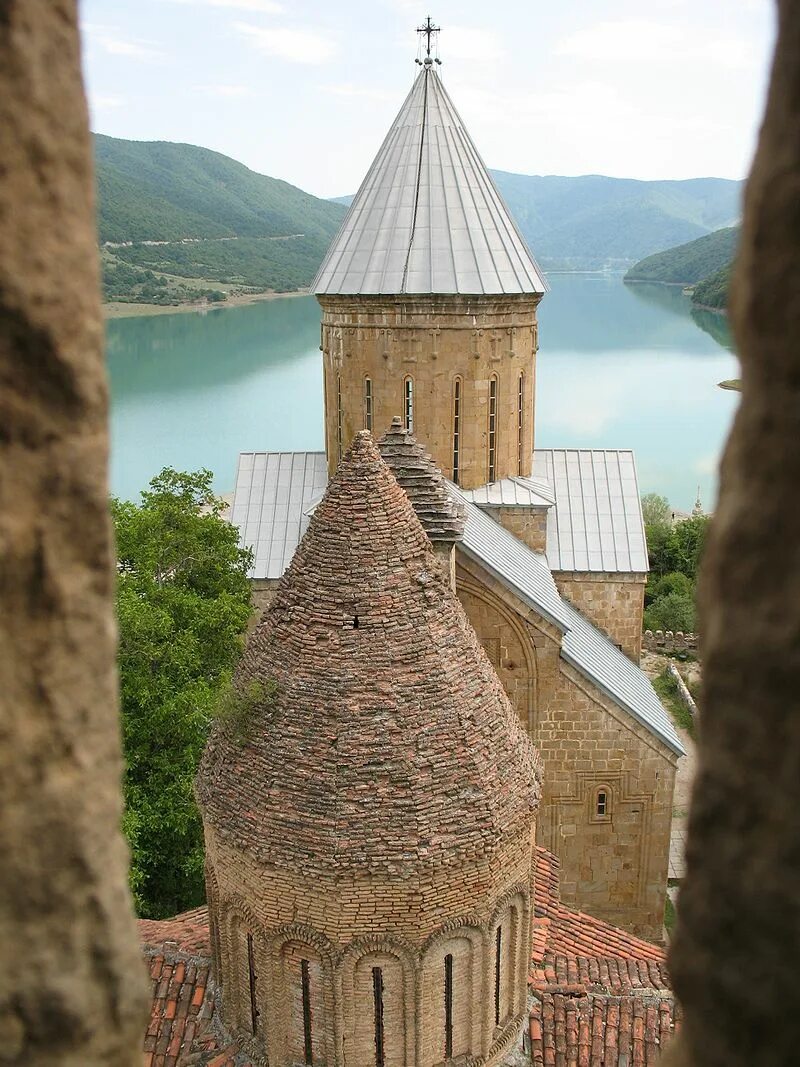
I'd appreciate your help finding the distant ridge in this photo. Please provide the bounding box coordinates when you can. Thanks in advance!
[624,226,739,313]
[333,172,742,272]
[95,133,743,305]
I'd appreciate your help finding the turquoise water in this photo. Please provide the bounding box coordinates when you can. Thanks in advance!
[106,274,739,511]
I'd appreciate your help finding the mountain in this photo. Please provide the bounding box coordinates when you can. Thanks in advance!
[623,226,739,284]
[95,135,346,304]
[691,262,732,310]
[490,173,741,271]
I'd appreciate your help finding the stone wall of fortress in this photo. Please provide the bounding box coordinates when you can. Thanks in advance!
[553,571,647,661]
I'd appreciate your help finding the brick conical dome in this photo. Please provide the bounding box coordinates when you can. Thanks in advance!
[198,431,540,878]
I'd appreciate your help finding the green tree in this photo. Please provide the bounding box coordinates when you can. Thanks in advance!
[643,590,696,634]
[641,492,672,527]
[113,468,252,918]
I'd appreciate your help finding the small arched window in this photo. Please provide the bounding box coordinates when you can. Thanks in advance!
[301,959,313,1064]
[444,953,454,1060]
[364,377,373,431]
[594,787,612,820]
[404,376,414,433]
[452,377,462,484]
[336,374,343,461]
[247,932,259,1035]
[494,925,502,1027]
[517,372,525,475]
[488,375,498,482]
[372,966,385,1067]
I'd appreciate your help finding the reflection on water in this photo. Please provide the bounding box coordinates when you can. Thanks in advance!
[107,275,739,511]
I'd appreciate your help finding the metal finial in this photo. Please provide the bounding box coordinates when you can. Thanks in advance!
[416,15,441,64]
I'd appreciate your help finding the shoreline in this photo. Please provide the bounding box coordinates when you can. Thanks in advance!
[103,288,309,320]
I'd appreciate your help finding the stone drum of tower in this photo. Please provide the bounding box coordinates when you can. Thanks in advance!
[196,433,542,1067]
[314,57,547,490]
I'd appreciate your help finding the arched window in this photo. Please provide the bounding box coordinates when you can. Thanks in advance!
[372,966,385,1067]
[488,375,498,482]
[494,925,502,1027]
[336,374,343,461]
[444,953,454,1060]
[517,372,525,475]
[594,787,611,820]
[364,377,373,431]
[404,376,414,433]
[452,377,462,484]
[247,932,259,1035]
[301,959,313,1064]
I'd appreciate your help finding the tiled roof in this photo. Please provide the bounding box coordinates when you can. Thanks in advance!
[200,433,541,876]
[529,848,677,1066]
[229,450,684,756]
[140,846,676,1066]
[377,417,465,542]
[532,449,649,573]
[313,64,547,296]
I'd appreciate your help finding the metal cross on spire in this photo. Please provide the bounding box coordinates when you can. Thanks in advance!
[416,16,442,63]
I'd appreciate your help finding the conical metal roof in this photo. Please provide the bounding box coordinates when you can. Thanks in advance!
[313,63,547,296]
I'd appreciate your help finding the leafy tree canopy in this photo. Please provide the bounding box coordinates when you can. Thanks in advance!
[113,468,253,918]
[642,498,712,633]
[641,492,672,528]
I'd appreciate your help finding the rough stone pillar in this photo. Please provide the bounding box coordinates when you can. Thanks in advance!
[666,4,800,1065]
[0,3,148,1064]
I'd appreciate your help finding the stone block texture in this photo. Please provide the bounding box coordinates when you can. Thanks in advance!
[197,433,543,1066]
[0,2,148,1063]
[457,559,676,940]
[319,294,541,489]
[553,571,647,661]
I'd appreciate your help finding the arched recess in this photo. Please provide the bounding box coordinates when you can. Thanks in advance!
[274,934,334,1067]
[220,899,269,1045]
[340,937,416,1067]
[488,889,530,1029]
[455,574,538,735]
[204,861,222,978]
[419,926,484,1066]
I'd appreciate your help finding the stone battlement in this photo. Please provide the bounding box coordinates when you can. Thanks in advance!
[643,629,699,653]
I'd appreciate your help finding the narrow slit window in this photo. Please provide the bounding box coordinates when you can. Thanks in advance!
[247,933,259,1035]
[301,959,313,1065]
[372,966,385,1067]
[494,926,502,1026]
[517,372,525,475]
[444,953,454,1060]
[336,374,343,461]
[404,377,414,433]
[452,378,462,485]
[364,377,373,431]
[488,376,498,482]
[596,790,608,817]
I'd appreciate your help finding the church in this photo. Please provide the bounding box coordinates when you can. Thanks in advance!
[229,33,684,941]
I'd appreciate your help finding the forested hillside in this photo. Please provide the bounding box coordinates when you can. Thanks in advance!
[623,226,739,284]
[95,135,346,305]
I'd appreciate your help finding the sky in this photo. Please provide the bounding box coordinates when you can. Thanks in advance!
[81,0,776,200]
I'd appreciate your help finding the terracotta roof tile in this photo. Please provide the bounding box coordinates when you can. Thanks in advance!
[139,906,211,957]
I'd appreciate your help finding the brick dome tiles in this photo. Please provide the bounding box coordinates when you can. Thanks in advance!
[197,432,541,878]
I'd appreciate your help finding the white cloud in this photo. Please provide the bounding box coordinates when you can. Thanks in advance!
[82,23,165,62]
[195,84,253,97]
[234,21,336,64]
[167,0,284,11]
[444,25,505,63]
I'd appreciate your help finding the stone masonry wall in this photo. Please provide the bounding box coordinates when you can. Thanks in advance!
[490,506,549,554]
[457,556,677,940]
[204,827,535,1067]
[553,571,647,661]
[318,294,541,489]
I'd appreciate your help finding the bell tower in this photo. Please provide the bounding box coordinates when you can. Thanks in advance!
[314,23,546,490]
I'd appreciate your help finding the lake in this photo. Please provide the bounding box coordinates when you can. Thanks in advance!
[107,274,739,511]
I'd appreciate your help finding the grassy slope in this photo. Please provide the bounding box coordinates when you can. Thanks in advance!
[95,134,346,303]
[623,226,739,284]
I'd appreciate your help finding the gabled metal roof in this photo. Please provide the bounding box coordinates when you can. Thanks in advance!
[460,475,555,509]
[532,449,649,574]
[313,63,547,296]
[229,449,682,756]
